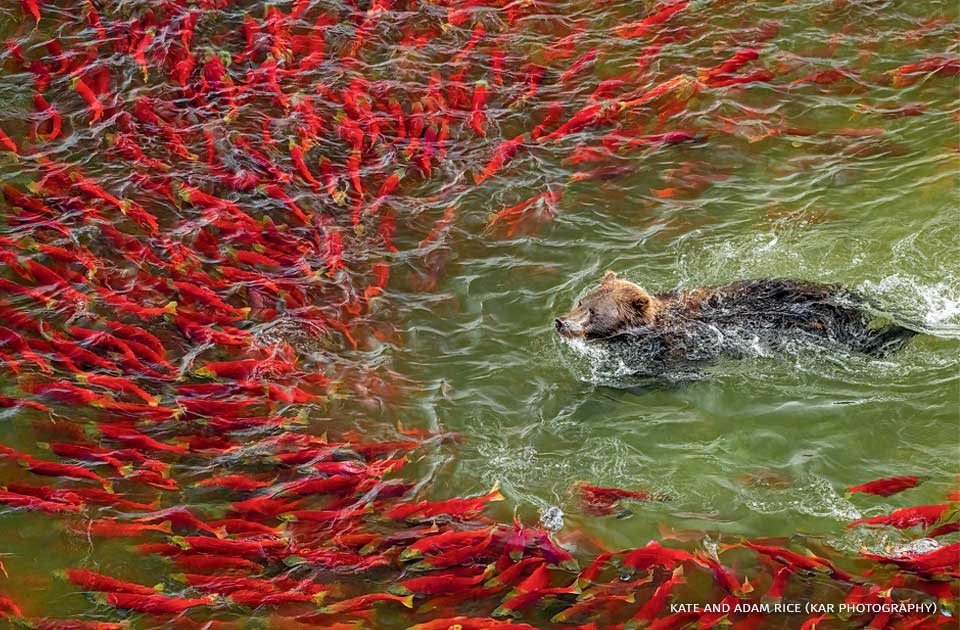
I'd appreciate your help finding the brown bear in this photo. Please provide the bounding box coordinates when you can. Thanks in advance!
[555,271,916,371]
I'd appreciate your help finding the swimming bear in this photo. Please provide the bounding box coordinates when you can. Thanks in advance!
[555,271,916,373]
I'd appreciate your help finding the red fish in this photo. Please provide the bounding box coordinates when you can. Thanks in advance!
[700,48,760,83]
[486,557,546,590]
[629,567,685,623]
[742,542,853,581]
[0,594,22,618]
[552,592,637,624]
[543,33,578,62]
[451,23,486,66]
[490,45,506,86]
[615,1,689,39]
[72,77,104,124]
[574,481,654,515]
[397,567,492,596]
[519,64,545,101]
[25,619,125,630]
[531,102,564,141]
[229,589,321,607]
[512,561,552,594]
[383,482,503,520]
[19,455,111,489]
[0,127,18,154]
[706,69,774,88]
[765,566,793,601]
[230,495,303,519]
[196,474,274,492]
[317,593,414,615]
[492,584,579,617]
[537,101,618,144]
[70,488,159,511]
[559,48,598,84]
[357,171,401,225]
[419,205,457,248]
[122,468,178,490]
[409,531,496,570]
[133,507,221,536]
[281,504,371,524]
[132,29,155,80]
[363,262,390,302]
[576,550,626,587]
[0,489,79,513]
[0,396,49,412]
[622,541,693,572]
[33,94,62,141]
[261,183,311,225]
[170,554,263,574]
[848,504,952,530]
[847,475,924,497]
[46,443,129,475]
[101,592,210,615]
[21,0,40,23]
[82,518,172,537]
[637,43,665,73]
[77,373,157,405]
[790,68,853,86]
[890,56,960,87]
[487,190,564,237]
[468,80,489,137]
[62,569,156,595]
[289,141,322,190]
[861,542,959,577]
[275,474,358,497]
[194,357,294,380]
[408,619,538,630]
[694,551,743,595]
[174,535,286,557]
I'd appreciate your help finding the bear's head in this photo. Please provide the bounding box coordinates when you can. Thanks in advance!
[555,271,659,340]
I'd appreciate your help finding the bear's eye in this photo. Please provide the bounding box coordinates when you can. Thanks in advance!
[577,300,583,308]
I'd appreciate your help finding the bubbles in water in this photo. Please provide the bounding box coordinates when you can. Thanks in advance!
[539,506,565,533]
[891,538,942,556]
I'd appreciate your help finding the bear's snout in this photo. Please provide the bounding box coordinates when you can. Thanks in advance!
[554,315,583,337]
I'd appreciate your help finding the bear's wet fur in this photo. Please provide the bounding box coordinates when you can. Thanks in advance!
[555,272,916,373]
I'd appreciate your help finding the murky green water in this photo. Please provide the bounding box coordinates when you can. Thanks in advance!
[0,0,957,626]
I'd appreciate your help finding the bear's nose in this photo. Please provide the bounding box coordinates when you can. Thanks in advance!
[554,318,566,332]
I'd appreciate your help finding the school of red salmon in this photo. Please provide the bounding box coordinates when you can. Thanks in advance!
[0,0,957,628]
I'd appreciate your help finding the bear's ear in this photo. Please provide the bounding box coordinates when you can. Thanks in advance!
[626,288,654,321]
[602,270,618,284]
[631,291,650,313]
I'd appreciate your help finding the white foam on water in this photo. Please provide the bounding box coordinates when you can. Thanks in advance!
[557,336,640,385]
[743,476,862,522]
[891,538,941,556]
[862,274,960,334]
